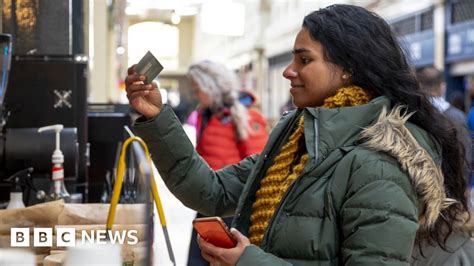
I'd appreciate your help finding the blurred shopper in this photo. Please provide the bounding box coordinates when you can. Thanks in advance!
[416,67,466,126]
[449,91,466,113]
[416,67,471,174]
[186,61,268,170]
[185,60,268,265]
[126,5,471,265]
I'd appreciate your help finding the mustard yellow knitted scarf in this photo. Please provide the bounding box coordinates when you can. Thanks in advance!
[248,86,372,245]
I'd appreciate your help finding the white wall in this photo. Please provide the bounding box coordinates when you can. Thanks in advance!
[191,1,261,64]
[371,0,435,21]
[88,0,110,103]
[178,17,195,73]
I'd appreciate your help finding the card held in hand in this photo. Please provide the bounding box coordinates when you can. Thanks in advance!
[134,51,164,84]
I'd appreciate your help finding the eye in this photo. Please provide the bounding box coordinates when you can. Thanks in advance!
[300,57,310,64]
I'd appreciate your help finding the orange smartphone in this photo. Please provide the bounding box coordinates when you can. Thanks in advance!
[192,217,237,248]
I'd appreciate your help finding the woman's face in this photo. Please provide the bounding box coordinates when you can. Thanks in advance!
[283,27,348,108]
[191,79,212,108]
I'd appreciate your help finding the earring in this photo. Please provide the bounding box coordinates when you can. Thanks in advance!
[342,74,348,79]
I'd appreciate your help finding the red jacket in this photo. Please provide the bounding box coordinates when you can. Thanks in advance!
[196,108,268,170]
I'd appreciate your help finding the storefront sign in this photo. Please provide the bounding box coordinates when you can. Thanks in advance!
[399,30,434,67]
[446,21,474,62]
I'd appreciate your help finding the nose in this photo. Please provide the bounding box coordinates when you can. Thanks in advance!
[283,63,297,80]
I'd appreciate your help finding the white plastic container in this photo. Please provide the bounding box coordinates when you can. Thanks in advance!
[6,192,25,209]
[0,249,35,265]
[65,242,122,265]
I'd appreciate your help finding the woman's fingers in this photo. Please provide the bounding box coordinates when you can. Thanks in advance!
[125,74,145,86]
[230,228,250,247]
[150,81,159,90]
[126,89,149,101]
[126,83,152,94]
[127,64,137,75]
[197,232,247,266]
[200,251,216,264]
[197,236,215,263]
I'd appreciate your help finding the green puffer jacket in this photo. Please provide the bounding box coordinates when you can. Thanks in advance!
[133,96,449,265]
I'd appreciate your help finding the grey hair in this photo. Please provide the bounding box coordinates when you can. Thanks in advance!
[188,60,250,139]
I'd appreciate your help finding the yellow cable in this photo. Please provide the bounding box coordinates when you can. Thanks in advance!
[106,136,167,230]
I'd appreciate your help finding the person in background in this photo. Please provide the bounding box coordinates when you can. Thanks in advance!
[416,67,466,127]
[186,61,268,170]
[448,91,466,113]
[416,67,471,173]
[185,60,268,265]
[126,5,471,265]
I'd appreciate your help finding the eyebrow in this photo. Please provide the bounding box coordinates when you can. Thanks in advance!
[292,48,311,54]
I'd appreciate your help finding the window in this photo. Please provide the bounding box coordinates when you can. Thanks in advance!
[392,16,416,36]
[128,22,179,70]
[452,1,474,24]
[391,9,433,36]
[420,10,433,31]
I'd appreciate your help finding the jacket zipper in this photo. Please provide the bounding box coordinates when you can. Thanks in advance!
[313,115,319,162]
[261,115,319,249]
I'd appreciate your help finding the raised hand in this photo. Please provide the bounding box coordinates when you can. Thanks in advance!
[125,64,163,119]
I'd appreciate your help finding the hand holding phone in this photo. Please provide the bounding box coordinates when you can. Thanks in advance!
[193,217,237,248]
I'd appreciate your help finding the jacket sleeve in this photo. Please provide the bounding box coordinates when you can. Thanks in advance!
[133,104,258,216]
[340,158,419,265]
[237,245,291,266]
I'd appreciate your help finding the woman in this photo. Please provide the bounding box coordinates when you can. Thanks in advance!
[186,61,268,170]
[126,5,471,265]
[185,60,268,265]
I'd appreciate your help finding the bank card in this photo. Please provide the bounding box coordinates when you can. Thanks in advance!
[134,51,163,84]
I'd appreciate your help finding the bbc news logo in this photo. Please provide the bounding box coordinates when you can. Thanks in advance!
[11,228,139,247]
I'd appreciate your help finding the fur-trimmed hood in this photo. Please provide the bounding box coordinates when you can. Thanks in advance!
[359,105,459,230]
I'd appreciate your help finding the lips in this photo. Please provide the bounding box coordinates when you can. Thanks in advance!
[290,84,303,95]
[291,84,303,88]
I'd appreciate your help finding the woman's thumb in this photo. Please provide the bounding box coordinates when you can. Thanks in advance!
[230,228,249,245]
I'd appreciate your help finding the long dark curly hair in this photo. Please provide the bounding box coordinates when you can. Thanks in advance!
[303,4,469,249]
